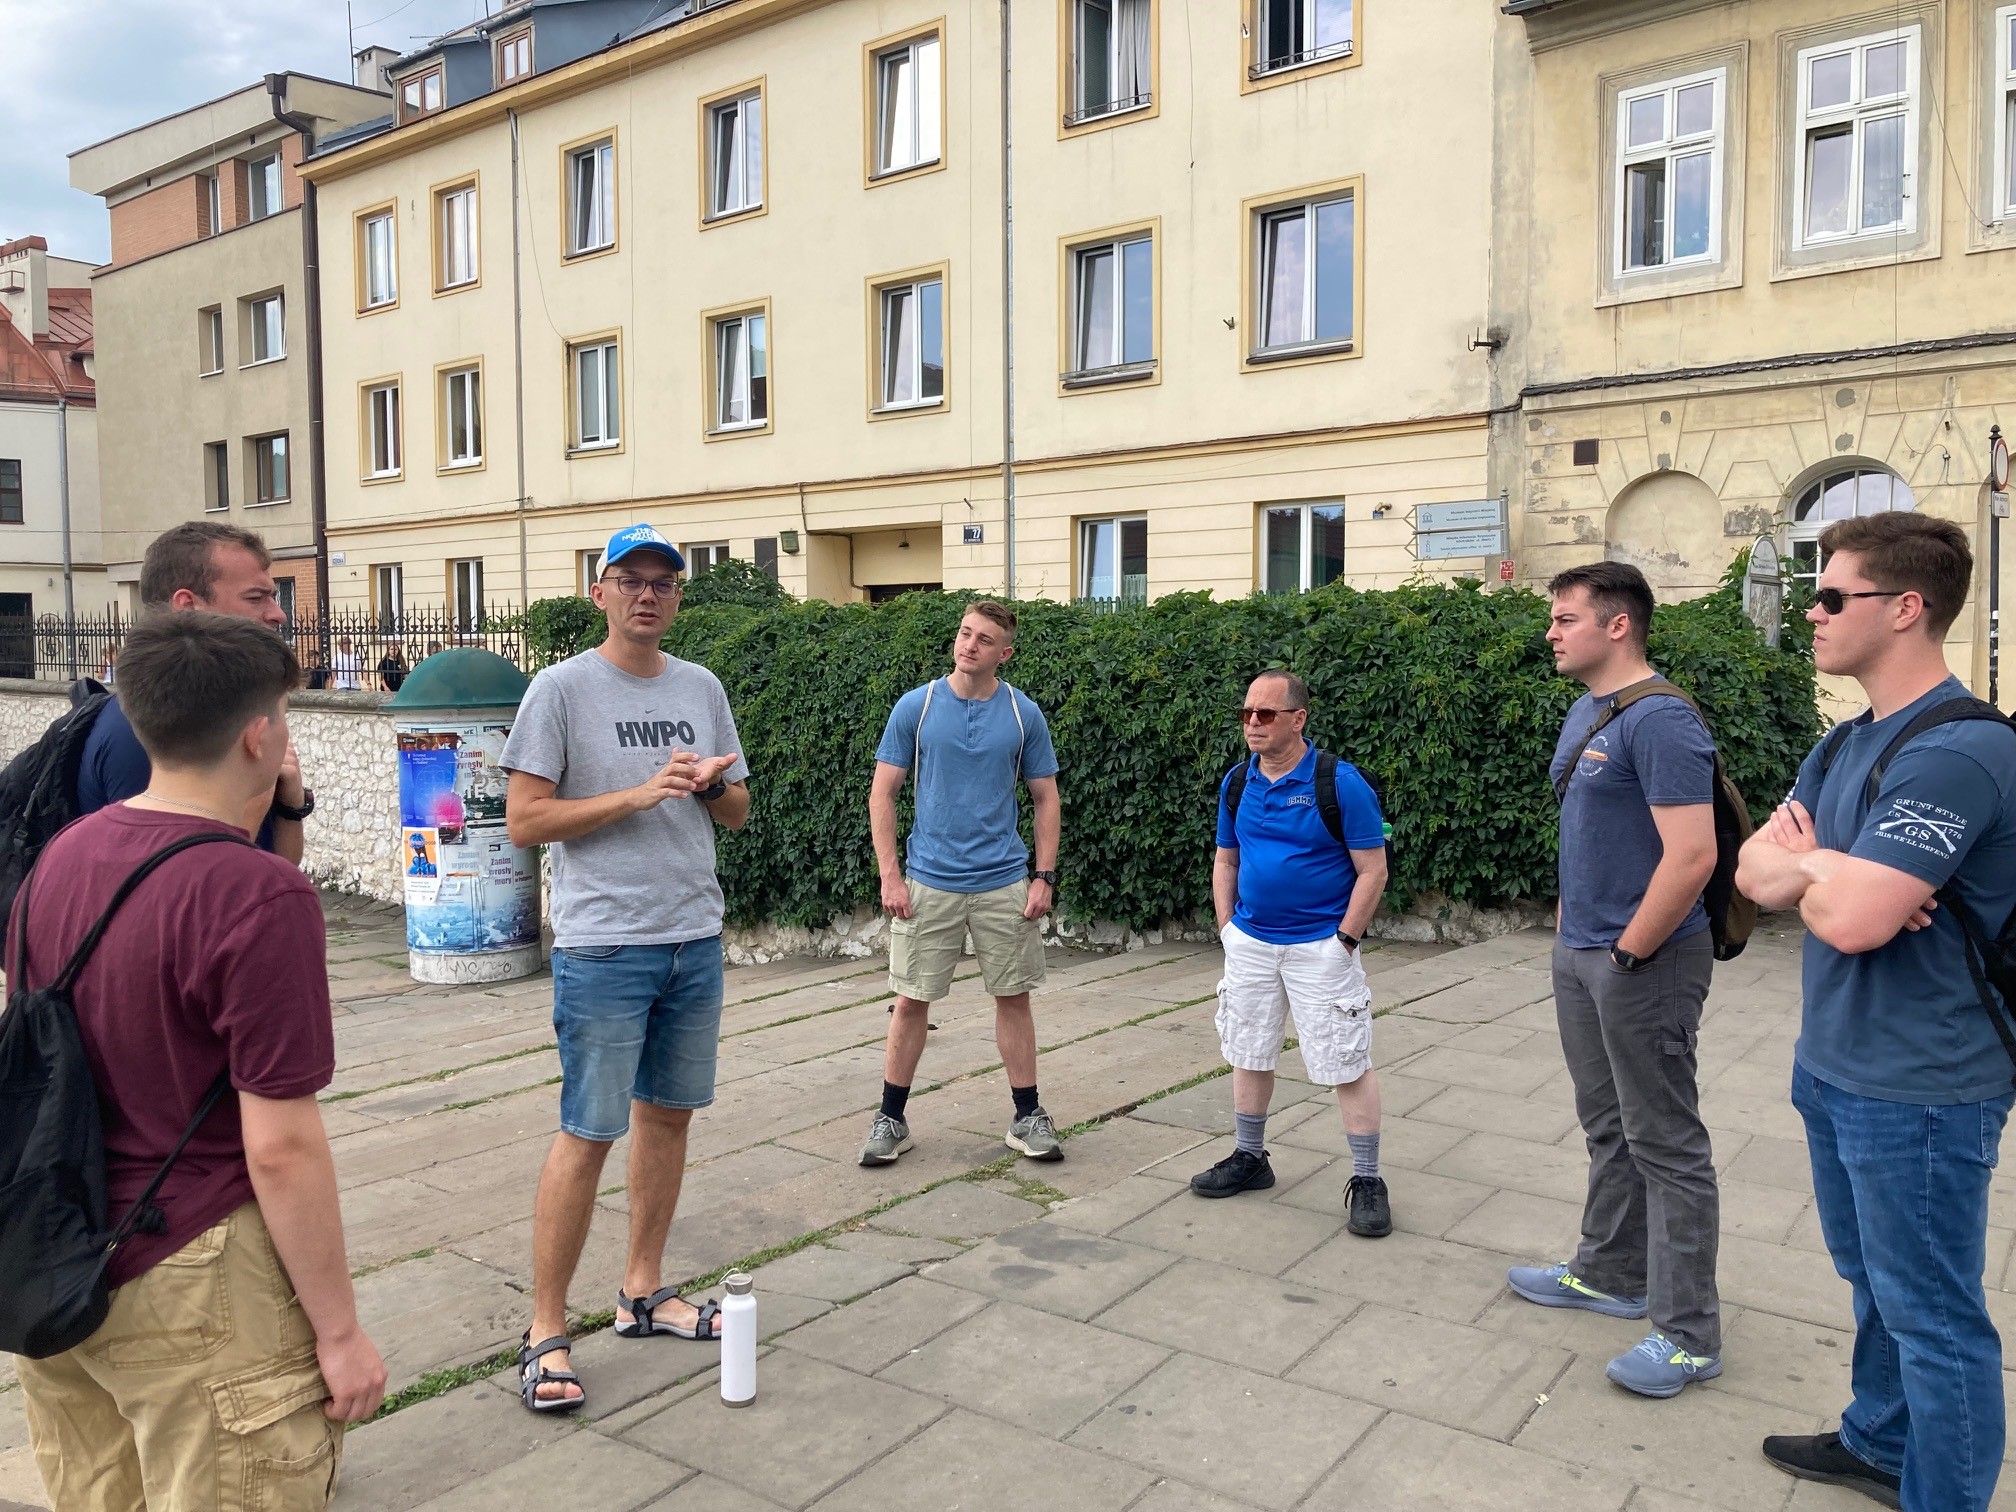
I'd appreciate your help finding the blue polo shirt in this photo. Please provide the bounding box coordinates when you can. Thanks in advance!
[1790,676,2016,1106]
[876,678,1060,894]
[1215,745,1385,945]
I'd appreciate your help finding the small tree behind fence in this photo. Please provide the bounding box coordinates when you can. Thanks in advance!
[0,604,528,688]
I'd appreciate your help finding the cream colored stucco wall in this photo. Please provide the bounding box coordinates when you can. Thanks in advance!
[92,211,316,574]
[0,400,116,616]
[308,0,1511,612]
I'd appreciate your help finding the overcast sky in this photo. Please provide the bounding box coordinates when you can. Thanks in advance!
[0,0,490,265]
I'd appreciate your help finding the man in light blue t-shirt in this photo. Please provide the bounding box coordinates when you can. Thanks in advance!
[860,602,1061,1167]
[1738,514,2016,1512]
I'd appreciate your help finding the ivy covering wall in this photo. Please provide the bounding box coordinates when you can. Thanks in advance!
[520,569,1822,931]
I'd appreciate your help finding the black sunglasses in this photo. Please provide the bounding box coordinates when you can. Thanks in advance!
[1815,587,1906,614]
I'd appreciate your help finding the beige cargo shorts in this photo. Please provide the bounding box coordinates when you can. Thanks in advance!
[890,876,1047,1002]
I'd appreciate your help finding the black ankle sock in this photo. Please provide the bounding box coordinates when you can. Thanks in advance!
[1012,1084,1040,1119]
[881,1081,911,1121]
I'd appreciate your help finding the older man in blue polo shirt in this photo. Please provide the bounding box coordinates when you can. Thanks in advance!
[1191,668,1393,1238]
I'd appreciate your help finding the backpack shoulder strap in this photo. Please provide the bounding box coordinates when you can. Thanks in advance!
[1551,677,1691,804]
[1858,697,2016,810]
[50,831,254,994]
[1314,750,1347,846]
[999,680,1027,774]
[1816,714,1867,781]
[1222,757,1254,838]
[912,679,937,778]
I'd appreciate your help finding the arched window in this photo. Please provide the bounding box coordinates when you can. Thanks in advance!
[1786,466,1915,593]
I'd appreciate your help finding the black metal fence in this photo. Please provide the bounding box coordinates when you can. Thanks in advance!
[0,604,531,688]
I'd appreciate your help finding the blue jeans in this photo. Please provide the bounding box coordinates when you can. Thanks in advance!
[1791,1061,2013,1512]
[552,938,725,1141]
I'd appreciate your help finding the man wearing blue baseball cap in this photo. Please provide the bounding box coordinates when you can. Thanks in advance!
[500,524,750,1413]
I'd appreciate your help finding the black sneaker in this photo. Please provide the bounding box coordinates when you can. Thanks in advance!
[1190,1148,1274,1198]
[1761,1433,1901,1508]
[1346,1175,1392,1237]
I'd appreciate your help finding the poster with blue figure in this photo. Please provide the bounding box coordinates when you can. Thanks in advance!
[397,721,538,955]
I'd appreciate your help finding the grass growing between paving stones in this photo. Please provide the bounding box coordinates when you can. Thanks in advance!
[351,1247,437,1281]
[438,1074,563,1114]
[321,1042,558,1104]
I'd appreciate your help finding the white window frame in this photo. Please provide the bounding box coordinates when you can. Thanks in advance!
[497,29,532,83]
[200,307,224,375]
[373,564,404,629]
[362,211,397,309]
[685,542,731,574]
[1785,466,1918,593]
[1252,0,1353,79]
[873,33,942,177]
[1077,515,1148,602]
[252,433,290,505]
[439,184,478,288]
[571,340,621,450]
[707,91,764,219]
[1253,192,1355,358]
[450,559,484,633]
[364,383,401,479]
[711,312,768,431]
[1614,68,1726,276]
[1069,233,1154,379]
[877,277,946,410]
[246,154,282,221]
[566,139,615,256]
[1791,26,1921,248]
[1069,0,1153,124]
[442,366,483,468]
[247,294,285,365]
[1995,5,2016,223]
[1261,502,1345,593]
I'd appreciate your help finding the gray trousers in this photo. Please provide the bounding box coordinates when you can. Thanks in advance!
[1553,931,1721,1355]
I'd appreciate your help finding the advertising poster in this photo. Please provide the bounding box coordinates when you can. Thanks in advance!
[397,721,538,953]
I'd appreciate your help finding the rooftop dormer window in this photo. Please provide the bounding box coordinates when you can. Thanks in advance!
[399,65,444,124]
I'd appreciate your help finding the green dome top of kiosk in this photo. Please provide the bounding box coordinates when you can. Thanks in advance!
[385,647,531,711]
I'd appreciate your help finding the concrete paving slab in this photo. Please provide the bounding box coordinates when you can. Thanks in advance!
[880,1301,1169,1437]
[1708,1309,1853,1418]
[929,1224,1176,1321]
[1094,1257,1357,1376]
[1043,1175,1185,1236]
[773,1276,989,1374]
[1287,1301,1571,1441]
[830,1229,968,1265]
[1127,1079,1323,1135]
[623,1352,944,1509]
[751,1244,914,1303]
[1119,1482,1266,1512]
[868,1182,1045,1243]
[1426,1130,1595,1206]
[1397,1046,1559,1096]
[1720,1134,1818,1194]
[1140,1135,1331,1192]
[351,1250,528,1394]
[641,1474,788,1510]
[1442,1188,1585,1260]
[1715,1233,1855,1332]
[1275,1163,1494,1240]
[1310,1411,1634,1511]
[811,1409,1153,1512]
[1409,1084,1582,1145]
[1036,1115,1216,1198]
[405,1432,689,1511]
[1112,1188,1343,1276]
[1356,1069,1452,1117]
[1067,1352,1378,1511]
[331,1379,581,1512]
[1283,1229,1524,1327]
[1718,1177,1812,1246]
[1467,1289,1685,1361]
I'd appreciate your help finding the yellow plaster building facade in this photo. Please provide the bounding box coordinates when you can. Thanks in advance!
[300,0,1511,619]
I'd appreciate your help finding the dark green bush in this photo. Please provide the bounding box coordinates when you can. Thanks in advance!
[519,575,1822,929]
[681,557,789,610]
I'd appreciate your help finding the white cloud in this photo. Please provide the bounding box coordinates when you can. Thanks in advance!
[0,0,483,263]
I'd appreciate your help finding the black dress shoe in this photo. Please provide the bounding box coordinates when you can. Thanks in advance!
[1346,1174,1392,1237]
[1190,1147,1274,1198]
[1761,1432,1902,1508]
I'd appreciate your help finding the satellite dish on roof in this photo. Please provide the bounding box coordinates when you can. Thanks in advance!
[1744,536,1784,649]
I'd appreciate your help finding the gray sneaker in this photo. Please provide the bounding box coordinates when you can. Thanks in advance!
[1006,1106,1063,1161]
[858,1113,912,1166]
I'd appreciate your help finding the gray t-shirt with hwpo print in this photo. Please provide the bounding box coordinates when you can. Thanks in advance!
[500,649,749,948]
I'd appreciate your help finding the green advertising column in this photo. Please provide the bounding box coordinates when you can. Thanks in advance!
[386,649,542,984]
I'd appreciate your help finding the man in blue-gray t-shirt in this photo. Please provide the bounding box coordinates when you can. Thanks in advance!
[861,601,1062,1168]
[1507,562,1726,1402]
[1738,514,2016,1512]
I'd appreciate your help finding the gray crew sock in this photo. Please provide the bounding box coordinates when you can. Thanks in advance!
[1233,1111,1268,1157]
[1347,1131,1381,1180]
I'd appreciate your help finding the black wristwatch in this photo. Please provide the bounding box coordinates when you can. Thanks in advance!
[695,779,728,803]
[270,789,315,823]
[1031,869,1059,886]
[1610,946,1647,972]
[1337,929,1361,952]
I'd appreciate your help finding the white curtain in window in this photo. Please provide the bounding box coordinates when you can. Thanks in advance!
[1116,0,1149,104]
[884,287,916,404]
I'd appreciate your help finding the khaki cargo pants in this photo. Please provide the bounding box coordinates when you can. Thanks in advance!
[15,1203,343,1512]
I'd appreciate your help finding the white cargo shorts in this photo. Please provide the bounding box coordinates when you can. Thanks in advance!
[1214,920,1374,1086]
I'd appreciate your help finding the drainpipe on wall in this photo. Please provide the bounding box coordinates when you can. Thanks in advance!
[56,397,75,678]
[510,109,530,608]
[998,0,1017,598]
[268,74,330,649]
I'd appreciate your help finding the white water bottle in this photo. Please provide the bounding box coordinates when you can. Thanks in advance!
[719,1271,757,1407]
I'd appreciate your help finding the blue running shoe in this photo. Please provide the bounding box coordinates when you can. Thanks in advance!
[1606,1333,1721,1398]
[1505,1262,1647,1319]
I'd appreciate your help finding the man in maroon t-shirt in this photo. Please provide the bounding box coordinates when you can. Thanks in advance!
[12,613,385,1512]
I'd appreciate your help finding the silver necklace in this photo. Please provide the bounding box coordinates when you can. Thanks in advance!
[136,793,238,826]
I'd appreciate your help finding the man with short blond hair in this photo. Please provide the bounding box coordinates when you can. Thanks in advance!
[861,600,1064,1166]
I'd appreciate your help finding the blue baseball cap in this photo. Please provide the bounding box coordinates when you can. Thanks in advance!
[599,523,686,575]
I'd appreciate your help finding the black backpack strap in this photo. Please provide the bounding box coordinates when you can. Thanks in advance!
[1222,758,1253,838]
[1933,885,2016,1088]
[106,1066,236,1250]
[1857,698,2016,810]
[1314,750,1346,846]
[1817,712,1869,780]
[50,831,251,994]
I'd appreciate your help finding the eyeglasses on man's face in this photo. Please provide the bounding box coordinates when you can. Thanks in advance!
[1814,587,1906,615]
[1237,706,1299,726]
[603,574,682,599]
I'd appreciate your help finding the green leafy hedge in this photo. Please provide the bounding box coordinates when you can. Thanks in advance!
[519,572,1821,929]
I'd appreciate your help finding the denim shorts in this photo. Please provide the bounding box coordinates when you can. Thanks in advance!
[552,937,725,1140]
